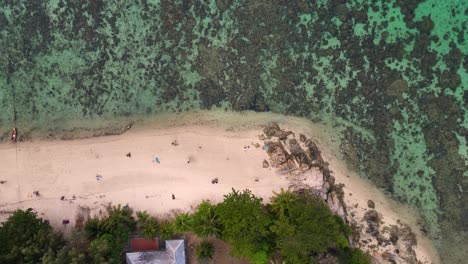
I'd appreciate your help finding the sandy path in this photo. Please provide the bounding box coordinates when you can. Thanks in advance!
[0,110,440,263]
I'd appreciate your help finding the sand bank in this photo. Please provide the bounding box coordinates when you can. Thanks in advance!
[0,110,440,263]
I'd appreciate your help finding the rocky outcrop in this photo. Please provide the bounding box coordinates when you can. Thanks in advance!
[260,123,347,218]
[260,123,420,264]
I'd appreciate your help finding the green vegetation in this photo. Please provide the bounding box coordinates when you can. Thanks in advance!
[270,190,350,263]
[0,209,65,264]
[196,239,215,261]
[192,200,221,238]
[136,211,159,238]
[0,189,370,264]
[216,189,272,264]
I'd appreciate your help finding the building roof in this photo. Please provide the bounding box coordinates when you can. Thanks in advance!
[126,251,171,264]
[166,240,185,264]
[131,238,159,251]
[126,240,185,264]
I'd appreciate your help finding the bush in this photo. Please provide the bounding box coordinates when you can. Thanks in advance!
[349,248,372,264]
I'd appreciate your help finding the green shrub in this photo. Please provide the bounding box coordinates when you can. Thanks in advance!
[349,248,372,264]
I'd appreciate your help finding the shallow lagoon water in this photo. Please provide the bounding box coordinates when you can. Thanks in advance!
[0,1,466,262]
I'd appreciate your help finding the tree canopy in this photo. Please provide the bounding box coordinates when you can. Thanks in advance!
[0,209,65,264]
[270,190,350,263]
[216,189,272,264]
[0,191,371,264]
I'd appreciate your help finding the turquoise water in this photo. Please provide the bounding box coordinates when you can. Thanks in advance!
[0,1,466,262]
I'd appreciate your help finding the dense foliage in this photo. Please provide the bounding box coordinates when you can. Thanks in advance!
[216,189,272,264]
[0,189,370,264]
[0,209,65,264]
[270,190,350,263]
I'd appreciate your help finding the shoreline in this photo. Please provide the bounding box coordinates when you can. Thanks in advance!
[0,110,440,263]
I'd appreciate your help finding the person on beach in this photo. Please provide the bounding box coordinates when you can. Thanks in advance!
[11,128,16,143]
[172,194,175,200]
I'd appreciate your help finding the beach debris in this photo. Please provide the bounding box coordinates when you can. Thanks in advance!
[153,157,161,164]
[33,191,40,196]
[243,145,250,151]
[262,160,269,168]
[187,155,193,164]
[198,146,202,149]
[126,152,131,157]
[254,177,259,182]
[262,145,269,151]
[62,219,70,226]
[0,180,6,184]
[368,200,375,209]
[252,142,261,148]
[172,194,175,200]
[96,174,103,180]
[171,140,179,146]
[211,177,219,184]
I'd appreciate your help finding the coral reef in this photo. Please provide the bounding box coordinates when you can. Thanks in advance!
[0,1,466,262]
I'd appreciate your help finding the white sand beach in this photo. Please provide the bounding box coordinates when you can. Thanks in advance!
[0,110,440,263]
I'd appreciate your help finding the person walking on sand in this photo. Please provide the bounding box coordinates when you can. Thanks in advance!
[11,128,16,143]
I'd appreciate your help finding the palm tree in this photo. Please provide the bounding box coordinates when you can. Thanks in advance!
[84,217,104,239]
[158,221,175,240]
[270,188,297,219]
[136,211,159,238]
[173,213,193,233]
[196,239,215,262]
[192,201,221,238]
[101,204,136,235]
[136,211,150,226]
